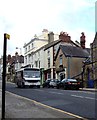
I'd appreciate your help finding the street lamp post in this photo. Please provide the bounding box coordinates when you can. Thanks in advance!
[2,33,10,119]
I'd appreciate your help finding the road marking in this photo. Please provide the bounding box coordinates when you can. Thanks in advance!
[5,91,88,120]
[79,91,95,94]
[54,89,95,94]
[71,94,97,100]
[68,90,95,94]
[71,95,84,98]
[85,97,94,100]
[85,97,96,100]
[49,91,63,95]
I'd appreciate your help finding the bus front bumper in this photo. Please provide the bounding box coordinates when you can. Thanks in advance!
[24,81,40,86]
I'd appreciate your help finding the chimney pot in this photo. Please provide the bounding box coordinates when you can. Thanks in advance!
[59,32,71,43]
[80,32,86,49]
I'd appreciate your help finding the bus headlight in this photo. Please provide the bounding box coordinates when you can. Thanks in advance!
[36,82,40,85]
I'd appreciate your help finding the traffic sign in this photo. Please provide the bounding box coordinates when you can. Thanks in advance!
[5,33,10,40]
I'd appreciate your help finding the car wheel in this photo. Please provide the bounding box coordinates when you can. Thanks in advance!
[37,85,40,88]
[17,82,21,88]
[76,87,79,90]
[21,82,25,88]
[47,85,50,88]
[64,85,67,90]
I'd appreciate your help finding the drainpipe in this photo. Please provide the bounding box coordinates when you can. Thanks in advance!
[82,65,85,88]
[67,57,70,79]
[40,68,44,86]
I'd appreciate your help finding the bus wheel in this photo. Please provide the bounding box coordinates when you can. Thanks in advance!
[21,82,25,88]
[17,82,21,88]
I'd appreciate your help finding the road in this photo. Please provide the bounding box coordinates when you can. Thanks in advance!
[6,82,96,119]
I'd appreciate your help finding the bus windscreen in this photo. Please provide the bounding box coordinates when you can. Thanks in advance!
[23,70,40,78]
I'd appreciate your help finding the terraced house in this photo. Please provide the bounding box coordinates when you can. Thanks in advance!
[44,32,78,80]
[44,32,89,82]
[55,44,89,81]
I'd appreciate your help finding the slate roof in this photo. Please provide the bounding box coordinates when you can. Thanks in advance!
[44,39,80,51]
[44,40,61,50]
[55,45,90,59]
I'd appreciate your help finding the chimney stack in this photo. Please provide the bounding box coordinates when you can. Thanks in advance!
[80,32,86,49]
[42,29,48,39]
[59,31,71,43]
[48,32,54,43]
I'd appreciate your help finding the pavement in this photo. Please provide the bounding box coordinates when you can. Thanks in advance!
[0,81,97,119]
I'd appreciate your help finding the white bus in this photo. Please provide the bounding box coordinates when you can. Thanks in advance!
[14,68,40,88]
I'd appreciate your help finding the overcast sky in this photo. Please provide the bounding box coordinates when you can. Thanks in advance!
[0,0,96,56]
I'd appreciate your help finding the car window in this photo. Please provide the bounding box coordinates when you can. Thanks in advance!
[55,79,58,81]
[46,80,49,82]
[51,80,54,82]
[46,79,51,82]
[65,80,68,82]
[68,79,77,82]
[61,79,66,82]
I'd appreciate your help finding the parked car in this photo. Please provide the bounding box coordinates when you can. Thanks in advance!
[56,78,80,90]
[42,79,52,88]
[49,79,60,88]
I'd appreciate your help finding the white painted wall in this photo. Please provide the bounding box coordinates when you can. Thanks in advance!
[24,39,48,66]
[32,47,45,68]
